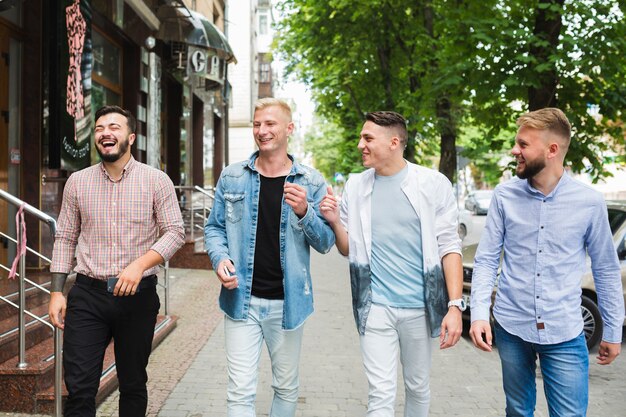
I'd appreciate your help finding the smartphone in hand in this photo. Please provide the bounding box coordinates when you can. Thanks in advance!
[107,277,118,293]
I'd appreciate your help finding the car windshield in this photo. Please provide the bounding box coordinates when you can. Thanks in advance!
[608,208,626,235]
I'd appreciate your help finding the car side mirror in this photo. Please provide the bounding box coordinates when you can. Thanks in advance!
[464,201,471,210]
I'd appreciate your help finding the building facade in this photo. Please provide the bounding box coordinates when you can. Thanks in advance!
[227,0,274,164]
[0,0,234,280]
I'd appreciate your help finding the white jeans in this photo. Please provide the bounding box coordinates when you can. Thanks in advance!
[224,296,304,417]
[360,304,433,417]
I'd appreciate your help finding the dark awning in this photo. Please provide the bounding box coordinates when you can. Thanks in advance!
[156,5,236,64]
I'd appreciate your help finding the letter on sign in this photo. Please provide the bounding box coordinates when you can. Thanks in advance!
[190,50,207,73]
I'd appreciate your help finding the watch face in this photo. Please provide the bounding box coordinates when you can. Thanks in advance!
[460,299,467,310]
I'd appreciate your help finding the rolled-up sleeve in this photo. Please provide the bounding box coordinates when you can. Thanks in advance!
[205,175,231,269]
[150,174,185,261]
[298,180,335,254]
[51,175,80,274]
[435,176,462,259]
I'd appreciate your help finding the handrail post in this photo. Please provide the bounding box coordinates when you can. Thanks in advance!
[202,193,207,250]
[17,218,27,369]
[163,260,170,315]
[188,188,194,245]
[54,329,63,416]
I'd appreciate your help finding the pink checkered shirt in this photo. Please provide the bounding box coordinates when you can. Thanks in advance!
[51,157,185,280]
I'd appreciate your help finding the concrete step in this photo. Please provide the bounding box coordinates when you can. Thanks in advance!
[0,314,177,414]
[0,303,53,365]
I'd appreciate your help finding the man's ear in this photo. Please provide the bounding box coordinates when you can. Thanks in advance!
[128,133,137,146]
[390,136,401,149]
[547,141,560,160]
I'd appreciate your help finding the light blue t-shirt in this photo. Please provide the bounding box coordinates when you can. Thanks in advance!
[371,164,425,308]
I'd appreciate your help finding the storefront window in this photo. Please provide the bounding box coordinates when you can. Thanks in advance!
[91,83,120,111]
[91,27,121,110]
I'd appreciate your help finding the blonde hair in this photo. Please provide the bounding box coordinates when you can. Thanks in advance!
[254,98,293,121]
[516,108,571,149]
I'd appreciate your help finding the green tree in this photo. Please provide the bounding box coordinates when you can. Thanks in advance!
[302,116,362,179]
[275,0,489,182]
[468,0,626,180]
[276,0,626,183]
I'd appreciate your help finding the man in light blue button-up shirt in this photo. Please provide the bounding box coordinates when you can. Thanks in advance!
[470,108,623,417]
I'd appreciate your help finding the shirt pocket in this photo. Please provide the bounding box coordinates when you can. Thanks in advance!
[224,193,245,223]
[128,192,154,224]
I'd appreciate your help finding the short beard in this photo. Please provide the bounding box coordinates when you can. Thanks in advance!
[96,137,130,163]
[516,158,545,179]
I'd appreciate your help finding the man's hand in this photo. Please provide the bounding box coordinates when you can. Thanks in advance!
[115,260,145,296]
[597,341,621,365]
[284,183,308,218]
[440,307,463,349]
[217,259,238,290]
[49,292,67,329]
[320,186,340,226]
[469,320,493,352]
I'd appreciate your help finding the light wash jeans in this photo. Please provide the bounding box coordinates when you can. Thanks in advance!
[360,303,433,417]
[224,296,304,417]
[494,321,589,417]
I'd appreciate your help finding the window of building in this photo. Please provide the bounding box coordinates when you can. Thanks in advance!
[259,62,271,83]
[91,27,122,110]
[259,12,268,35]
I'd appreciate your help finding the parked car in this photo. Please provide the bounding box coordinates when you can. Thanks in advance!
[458,209,473,241]
[464,190,493,215]
[461,200,626,350]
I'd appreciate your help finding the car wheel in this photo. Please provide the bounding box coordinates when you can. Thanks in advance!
[458,223,467,240]
[581,295,603,350]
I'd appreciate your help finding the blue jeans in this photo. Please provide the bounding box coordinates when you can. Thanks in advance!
[494,321,589,417]
[224,296,304,417]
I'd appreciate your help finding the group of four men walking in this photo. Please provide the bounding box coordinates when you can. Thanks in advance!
[49,99,622,417]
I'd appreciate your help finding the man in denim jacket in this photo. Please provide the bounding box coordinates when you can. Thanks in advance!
[321,111,463,417]
[205,98,335,416]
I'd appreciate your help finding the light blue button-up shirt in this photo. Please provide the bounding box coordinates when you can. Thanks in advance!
[471,172,624,344]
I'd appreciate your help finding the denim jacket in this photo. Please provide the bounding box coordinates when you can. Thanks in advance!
[205,152,335,330]
[340,162,462,336]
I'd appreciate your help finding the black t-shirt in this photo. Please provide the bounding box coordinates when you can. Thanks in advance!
[252,174,286,299]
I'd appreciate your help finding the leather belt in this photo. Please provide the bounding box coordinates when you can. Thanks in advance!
[76,273,157,291]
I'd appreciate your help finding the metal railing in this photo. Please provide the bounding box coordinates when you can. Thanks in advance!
[0,189,62,417]
[175,185,215,251]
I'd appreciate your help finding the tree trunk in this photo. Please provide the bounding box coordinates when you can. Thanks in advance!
[436,96,457,182]
[528,0,564,110]
[425,4,457,182]
[404,127,417,163]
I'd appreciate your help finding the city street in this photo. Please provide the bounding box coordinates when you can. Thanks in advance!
[140,244,626,416]
[1,214,624,416]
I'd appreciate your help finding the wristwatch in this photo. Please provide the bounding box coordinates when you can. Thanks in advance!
[448,298,467,312]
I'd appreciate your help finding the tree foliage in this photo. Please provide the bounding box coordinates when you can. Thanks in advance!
[302,116,362,180]
[275,0,626,183]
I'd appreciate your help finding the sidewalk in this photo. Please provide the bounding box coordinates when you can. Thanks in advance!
[151,250,626,416]
[2,250,625,416]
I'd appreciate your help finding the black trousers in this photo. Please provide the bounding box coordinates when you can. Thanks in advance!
[63,276,160,417]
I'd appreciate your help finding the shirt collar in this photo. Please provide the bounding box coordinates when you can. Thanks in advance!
[99,155,136,182]
[524,169,570,199]
[246,151,304,176]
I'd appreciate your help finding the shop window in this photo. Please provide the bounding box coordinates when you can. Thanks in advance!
[92,27,122,110]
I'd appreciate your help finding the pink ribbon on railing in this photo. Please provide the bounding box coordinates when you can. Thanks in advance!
[8,204,27,280]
